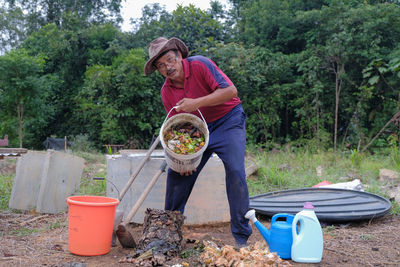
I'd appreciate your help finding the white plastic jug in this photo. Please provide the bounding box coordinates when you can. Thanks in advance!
[291,202,323,263]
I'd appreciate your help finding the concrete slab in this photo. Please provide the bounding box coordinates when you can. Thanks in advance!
[106,150,230,225]
[36,150,84,213]
[9,151,46,211]
[9,150,84,213]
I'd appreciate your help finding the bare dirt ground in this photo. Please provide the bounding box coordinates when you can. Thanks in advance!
[1,157,400,266]
[0,210,399,266]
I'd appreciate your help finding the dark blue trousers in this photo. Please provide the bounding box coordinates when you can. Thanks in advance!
[164,104,252,244]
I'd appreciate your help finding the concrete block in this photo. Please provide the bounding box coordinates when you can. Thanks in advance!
[9,150,84,213]
[9,151,47,211]
[36,150,84,213]
[106,150,230,225]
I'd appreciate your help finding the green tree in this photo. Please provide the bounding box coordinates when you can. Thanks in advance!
[235,0,327,52]
[311,2,400,151]
[21,23,131,146]
[0,6,26,54]
[0,49,49,147]
[206,43,295,145]
[168,4,225,53]
[0,0,123,53]
[3,0,122,32]
[131,4,225,53]
[222,0,400,149]
[77,48,165,147]
[130,3,172,48]
[360,48,400,152]
[293,50,331,149]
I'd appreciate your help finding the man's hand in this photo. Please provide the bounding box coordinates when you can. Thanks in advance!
[180,168,196,176]
[175,98,199,113]
[175,85,238,113]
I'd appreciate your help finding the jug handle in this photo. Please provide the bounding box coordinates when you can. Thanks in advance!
[271,213,295,224]
[292,215,301,238]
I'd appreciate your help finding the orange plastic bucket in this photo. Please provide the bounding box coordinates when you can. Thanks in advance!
[67,195,120,256]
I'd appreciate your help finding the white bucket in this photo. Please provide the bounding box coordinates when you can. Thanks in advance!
[160,107,209,173]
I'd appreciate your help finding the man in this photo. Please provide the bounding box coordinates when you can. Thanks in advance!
[144,37,252,246]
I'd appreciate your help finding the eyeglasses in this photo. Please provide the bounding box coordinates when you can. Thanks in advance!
[155,54,178,71]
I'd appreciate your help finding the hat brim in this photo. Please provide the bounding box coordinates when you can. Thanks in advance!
[144,37,189,76]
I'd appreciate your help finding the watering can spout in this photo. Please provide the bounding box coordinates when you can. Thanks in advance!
[245,210,270,244]
[245,210,295,259]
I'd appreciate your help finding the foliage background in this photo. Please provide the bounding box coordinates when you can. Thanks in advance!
[1,0,400,153]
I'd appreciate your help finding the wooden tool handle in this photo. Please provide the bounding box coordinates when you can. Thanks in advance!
[118,135,161,201]
[122,160,167,225]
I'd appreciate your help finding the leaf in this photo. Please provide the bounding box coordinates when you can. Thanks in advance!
[362,66,373,73]
[391,61,400,72]
[368,76,379,85]
[377,67,387,73]
[362,71,371,78]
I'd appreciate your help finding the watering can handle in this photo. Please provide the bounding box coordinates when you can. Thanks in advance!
[162,106,207,126]
[271,213,294,224]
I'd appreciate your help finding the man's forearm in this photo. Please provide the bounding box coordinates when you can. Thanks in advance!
[195,85,238,108]
[176,85,238,113]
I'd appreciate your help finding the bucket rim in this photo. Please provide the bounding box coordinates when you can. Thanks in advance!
[67,195,120,206]
[160,113,209,159]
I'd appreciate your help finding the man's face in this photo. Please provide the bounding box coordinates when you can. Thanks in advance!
[154,50,183,80]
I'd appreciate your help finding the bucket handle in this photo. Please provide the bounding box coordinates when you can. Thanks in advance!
[162,106,207,126]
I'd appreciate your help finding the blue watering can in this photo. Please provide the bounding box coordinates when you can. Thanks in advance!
[245,210,294,259]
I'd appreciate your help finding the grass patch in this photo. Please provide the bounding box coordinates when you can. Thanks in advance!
[1,148,399,217]
[360,233,374,240]
[79,176,107,196]
[73,151,107,196]
[247,149,399,216]
[73,150,105,165]
[323,225,337,237]
[391,201,400,215]
[0,174,14,210]
[9,227,40,236]
[48,220,63,230]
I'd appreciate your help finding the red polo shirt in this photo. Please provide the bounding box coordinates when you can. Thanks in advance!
[160,56,241,123]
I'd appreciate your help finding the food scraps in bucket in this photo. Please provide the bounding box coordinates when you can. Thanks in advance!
[164,122,205,155]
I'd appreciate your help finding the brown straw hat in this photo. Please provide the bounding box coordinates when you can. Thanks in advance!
[144,37,189,76]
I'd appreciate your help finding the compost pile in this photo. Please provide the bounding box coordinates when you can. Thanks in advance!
[200,241,292,267]
[163,122,205,155]
[119,208,185,266]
